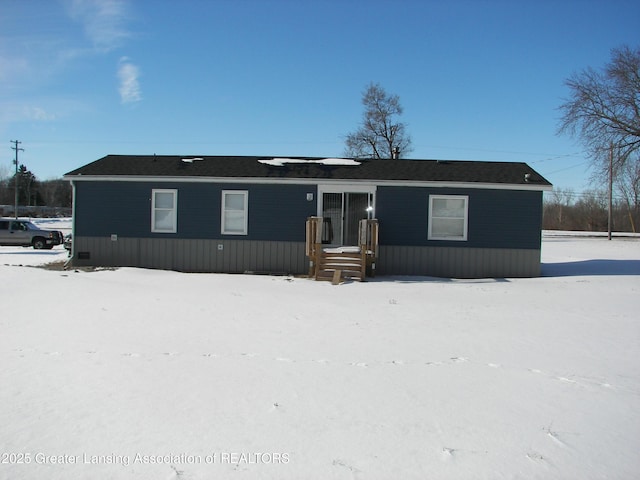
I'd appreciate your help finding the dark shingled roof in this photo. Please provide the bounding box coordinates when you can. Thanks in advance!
[65,155,552,187]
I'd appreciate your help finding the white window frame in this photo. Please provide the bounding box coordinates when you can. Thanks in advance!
[221,190,248,235]
[151,189,177,233]
[428,194,469,241]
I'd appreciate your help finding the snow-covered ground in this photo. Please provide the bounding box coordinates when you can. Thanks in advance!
[0,220,638,479]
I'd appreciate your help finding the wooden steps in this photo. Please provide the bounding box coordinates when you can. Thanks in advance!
[315,250,365,282]
[305,216,378,283]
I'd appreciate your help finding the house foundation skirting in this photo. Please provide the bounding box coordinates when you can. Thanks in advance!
[71,236,309,274]
[377,245,541,278]
[71,236,541,278]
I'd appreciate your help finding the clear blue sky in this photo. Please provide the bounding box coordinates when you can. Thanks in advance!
[1,0,638,194]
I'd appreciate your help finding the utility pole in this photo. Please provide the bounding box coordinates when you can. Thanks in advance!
[608,143,613,241]
[11,140,24,219]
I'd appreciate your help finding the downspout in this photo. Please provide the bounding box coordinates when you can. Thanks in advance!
[64,179,77,269]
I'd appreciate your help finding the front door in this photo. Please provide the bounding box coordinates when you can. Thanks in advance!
[321,192,372,246]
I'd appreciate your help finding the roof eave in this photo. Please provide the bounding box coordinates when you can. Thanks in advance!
[63,174,552,191]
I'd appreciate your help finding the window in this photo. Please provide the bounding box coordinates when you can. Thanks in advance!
[428,195,468,241]
[151,189,177,233]
[11,221,27,231]
[221,190,248,235]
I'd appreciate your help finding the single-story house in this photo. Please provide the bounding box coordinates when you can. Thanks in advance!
[64,155,552,278]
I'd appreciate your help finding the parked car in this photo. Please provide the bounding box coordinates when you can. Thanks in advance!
[0,218,64,249]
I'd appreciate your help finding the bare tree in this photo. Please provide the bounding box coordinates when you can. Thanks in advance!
[0,163,9,181]
[558,46,640,173]
[616,155,640,231]
[574,190,609,231]
[345,83,413,159]
[544,188,575,229]
[39,179,73,208]
[0,164,9,205]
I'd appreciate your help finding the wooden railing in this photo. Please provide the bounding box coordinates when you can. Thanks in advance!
[305,216,379,282]
[359,219,379,277]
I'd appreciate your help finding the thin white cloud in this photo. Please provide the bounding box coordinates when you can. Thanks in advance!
[25,106,57,121]
[67,0,131,52]
[0,104,58,130]
[0,1,137,136]
[117,57,141,104]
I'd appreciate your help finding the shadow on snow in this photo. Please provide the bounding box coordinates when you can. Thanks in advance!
[542,259,640,277]
[369,259,640,282]
[367,276,511,284]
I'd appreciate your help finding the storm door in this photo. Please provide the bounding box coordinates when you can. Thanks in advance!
[321,192,372,246]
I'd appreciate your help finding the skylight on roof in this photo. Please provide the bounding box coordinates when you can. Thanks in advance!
[259,158,361,167]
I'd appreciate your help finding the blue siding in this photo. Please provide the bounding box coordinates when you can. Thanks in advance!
[75,182,151,237]
[74,181,317,241]
[75,181,542,250]
[376,186,542,249]
[248,184,317,241]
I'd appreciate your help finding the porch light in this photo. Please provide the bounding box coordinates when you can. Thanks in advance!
[366,205,374,219]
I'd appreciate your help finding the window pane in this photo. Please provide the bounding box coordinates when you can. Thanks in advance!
[154,210,174,231]
[151,189,177,233]
[225,193,245,210]
[224,211,245,232]
[432,198,465,218]
[222,191,247,234]
[429,195,468,241]
[432,218,464,237]
[322,193,343,245]
[155,192,174,209]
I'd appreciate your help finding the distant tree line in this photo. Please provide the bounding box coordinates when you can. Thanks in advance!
[0,163,72,215]
[544,187,639,232]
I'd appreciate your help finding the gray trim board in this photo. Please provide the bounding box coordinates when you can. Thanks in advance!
[376,245,541,278]
[68,175,552,192]
[72,236,308,274]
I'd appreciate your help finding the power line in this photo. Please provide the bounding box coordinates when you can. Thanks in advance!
[414,143,586,160]
[541,161,591,176]
[543,189,630,202]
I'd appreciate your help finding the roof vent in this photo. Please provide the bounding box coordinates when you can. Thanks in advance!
[181,157,203,164]
[524,173,531,182]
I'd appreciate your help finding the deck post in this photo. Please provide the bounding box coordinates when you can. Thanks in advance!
[359,218,379,278]
[305,216,323,278]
